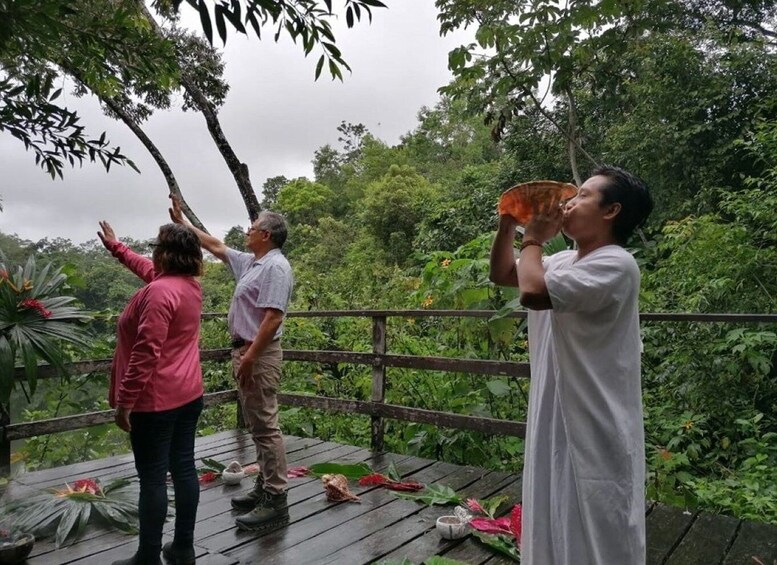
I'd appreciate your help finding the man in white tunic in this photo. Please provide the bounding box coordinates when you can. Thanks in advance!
[490,166,654,565]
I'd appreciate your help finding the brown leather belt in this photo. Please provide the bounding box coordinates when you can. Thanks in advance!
[231,337,279,349]
[231,337,249,349]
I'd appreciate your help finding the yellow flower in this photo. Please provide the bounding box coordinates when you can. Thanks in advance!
[421,296,434,308]
[683,420,694,431]
[406,318,416,325]
[22,279,33,291]
[441,258,451,268]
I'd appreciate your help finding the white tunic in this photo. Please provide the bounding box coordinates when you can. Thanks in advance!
[521,245,646,565]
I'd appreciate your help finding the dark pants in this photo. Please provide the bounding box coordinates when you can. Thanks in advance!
[130,397,203,559]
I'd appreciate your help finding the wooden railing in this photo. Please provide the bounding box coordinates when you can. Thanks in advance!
[4,310,777,474]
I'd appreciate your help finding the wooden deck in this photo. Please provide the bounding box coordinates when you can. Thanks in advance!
[3,429,776,564]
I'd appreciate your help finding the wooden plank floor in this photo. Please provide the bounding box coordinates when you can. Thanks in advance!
[3,429,776,564]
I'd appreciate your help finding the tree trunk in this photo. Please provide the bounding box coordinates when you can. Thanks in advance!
[100,96,210,233]
[140,3,262,222]
[565,89,583,186]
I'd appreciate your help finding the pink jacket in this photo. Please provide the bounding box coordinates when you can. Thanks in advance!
[106,240,203,412]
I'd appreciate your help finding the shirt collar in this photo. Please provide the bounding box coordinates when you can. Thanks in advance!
[254,247,282,265]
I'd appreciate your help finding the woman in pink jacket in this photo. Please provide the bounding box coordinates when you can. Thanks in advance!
[98,221,203,565]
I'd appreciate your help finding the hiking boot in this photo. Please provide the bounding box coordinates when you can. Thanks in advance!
[162,541,196,565]
[235,490,289,532]
[230,478,267,511]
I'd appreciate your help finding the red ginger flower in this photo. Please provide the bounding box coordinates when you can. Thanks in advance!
[198,471,218,484]
[510,503,522,545]
[54,477,103,497]
[469,516,512,535]
[287,466,310,478]
[357,473,424,492]
[71,478,102,495]
[466,498,487,515]
[20,298,52,318]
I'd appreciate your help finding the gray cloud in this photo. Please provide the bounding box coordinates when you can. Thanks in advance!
[0,1,471,244]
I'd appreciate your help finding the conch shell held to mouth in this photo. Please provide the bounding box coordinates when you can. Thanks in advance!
[498,180,578,225]
[321,473,360,503]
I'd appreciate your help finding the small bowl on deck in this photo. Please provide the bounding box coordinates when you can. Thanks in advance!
[0,532,35,564]
[436,515,468,540]
[221,470,245,485]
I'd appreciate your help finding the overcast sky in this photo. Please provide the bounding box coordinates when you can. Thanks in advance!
[0,1,472,245]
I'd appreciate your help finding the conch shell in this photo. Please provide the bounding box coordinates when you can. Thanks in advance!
[322,473,360,503]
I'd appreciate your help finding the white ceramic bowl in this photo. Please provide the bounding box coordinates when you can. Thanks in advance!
[436,515,468,540]
[221,470,245,485]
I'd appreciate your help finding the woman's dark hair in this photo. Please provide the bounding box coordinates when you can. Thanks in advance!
[593,165,654,245]
[153,223,203,276]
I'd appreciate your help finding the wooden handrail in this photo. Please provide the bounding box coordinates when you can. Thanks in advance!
[3,310,776,475]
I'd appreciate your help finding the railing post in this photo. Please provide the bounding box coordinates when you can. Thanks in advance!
[0,402,11,477]
[370,316,387,452]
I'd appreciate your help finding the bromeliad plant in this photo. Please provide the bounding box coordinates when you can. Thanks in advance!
[0,478,139,547]
[0,254,91,409]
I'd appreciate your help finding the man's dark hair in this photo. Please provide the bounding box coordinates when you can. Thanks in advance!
[256,211,288,249]
[593,165,654,245]
[154,223,203,276]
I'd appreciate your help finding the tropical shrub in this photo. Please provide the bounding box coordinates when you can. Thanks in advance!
[0,254,91,409]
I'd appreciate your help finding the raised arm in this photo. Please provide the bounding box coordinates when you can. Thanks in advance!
[168,195,228,262]
[517,201,563,310]
[489,215,520,287]
[97,221,155,283]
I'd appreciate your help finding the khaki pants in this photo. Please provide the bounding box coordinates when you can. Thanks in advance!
[232,340,287,494]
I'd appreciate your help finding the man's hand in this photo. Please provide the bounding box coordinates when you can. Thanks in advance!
[498,213,518,232]
[97,221,118,248]
[524,198,563,244]
[236,353,255,387]
[115,406,132,432]
[169,194,185,224]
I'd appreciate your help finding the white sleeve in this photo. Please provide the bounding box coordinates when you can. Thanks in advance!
[545,249,638,314]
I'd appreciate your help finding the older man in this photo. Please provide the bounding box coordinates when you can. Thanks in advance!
[170,198,294,533]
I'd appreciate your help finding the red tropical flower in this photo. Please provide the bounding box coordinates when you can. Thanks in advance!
[53,477,104,497]
[469,516,512,535]
[198,471,218,484]
[358,473,391,486]
[357,473,424,492]
[466,498,487,514]
[287,466,310,478]
[19,298,52,318]
[71,478,102,495]
[510,504,522,545]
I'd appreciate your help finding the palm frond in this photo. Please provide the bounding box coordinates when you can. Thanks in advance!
[1,478,141,545]
[0,254,92,407]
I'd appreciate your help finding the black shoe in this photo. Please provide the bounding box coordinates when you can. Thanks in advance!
[162,541,195,565]
[112,552,163,565]
[231,479,267,511]
[235,490,289,532]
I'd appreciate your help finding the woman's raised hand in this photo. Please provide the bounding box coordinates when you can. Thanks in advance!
[168,194,184,224]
